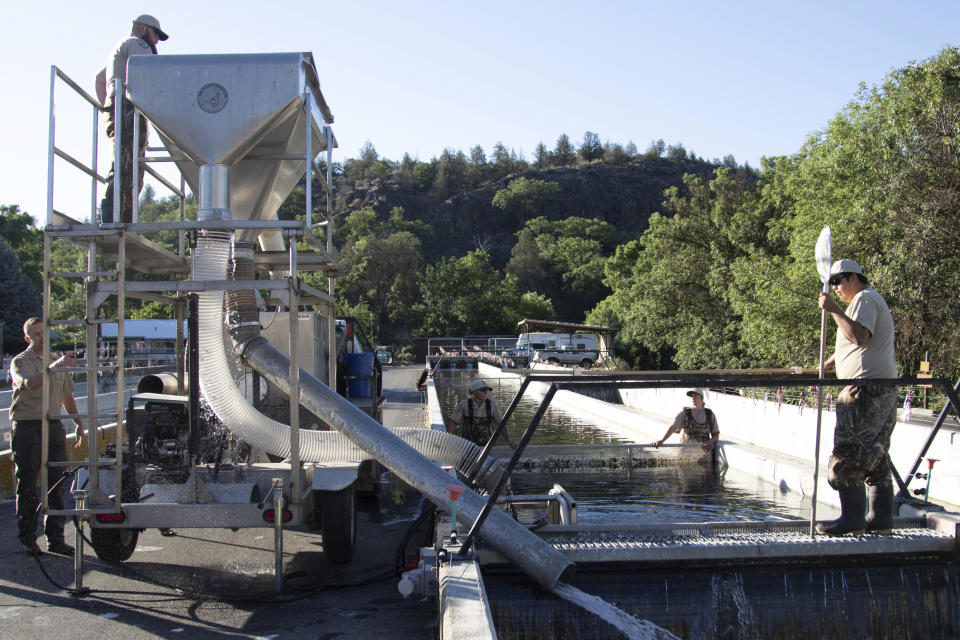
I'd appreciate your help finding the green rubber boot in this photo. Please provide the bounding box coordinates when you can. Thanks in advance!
[865,484,895,534]
[817,486,866,536]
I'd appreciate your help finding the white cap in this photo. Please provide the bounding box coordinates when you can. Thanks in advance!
[470,379,492,393]
[829,259,864,278]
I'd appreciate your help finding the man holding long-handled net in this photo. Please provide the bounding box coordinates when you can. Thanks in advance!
[817,258,898,536]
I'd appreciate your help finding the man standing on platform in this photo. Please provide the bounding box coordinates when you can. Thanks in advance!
[817,259,898,536]
[95,14,169,223]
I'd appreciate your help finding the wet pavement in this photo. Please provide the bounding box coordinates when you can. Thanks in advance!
[0,365,436,640]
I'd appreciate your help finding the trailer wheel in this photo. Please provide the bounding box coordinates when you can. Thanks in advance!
[580,359,593,369]
[320,487,357,564]
[90,527,139,562]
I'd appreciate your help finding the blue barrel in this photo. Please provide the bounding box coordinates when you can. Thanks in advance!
[345,352,374,398]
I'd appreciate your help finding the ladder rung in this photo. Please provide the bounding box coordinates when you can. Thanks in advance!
[50,271,119,278]
[48,318,118,327]
[49,459,117,469]
[56,413,122,420]
[56,366,117,374]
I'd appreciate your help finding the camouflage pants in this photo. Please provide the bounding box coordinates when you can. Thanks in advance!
[828,383,898,490]
[101,99,148,223]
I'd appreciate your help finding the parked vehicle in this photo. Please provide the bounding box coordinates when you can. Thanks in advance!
[502,333,599,368]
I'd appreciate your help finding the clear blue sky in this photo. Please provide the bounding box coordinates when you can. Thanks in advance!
[2,1,957,226]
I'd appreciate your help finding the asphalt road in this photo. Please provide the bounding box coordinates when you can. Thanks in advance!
[0,365,436,639]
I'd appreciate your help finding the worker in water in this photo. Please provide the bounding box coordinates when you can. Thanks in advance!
[652,388,720,455]
[448,379,517,449]
[95,14,169,223]
[816,259,898,536]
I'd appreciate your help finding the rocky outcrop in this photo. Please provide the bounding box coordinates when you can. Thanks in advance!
[334,158,725,267]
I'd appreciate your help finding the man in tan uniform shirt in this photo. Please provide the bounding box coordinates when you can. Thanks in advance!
[9,317,84,555]
[94,14,169,223]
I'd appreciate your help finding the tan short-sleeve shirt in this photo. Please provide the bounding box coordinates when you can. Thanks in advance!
[8,348,75,420]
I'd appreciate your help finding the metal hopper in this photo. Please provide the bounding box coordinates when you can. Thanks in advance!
[125,52,334,244]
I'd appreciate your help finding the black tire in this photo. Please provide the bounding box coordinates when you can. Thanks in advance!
[580,359,593,369]
[90,527,139,562]
[319,487,357,565]
[547,357,560,365]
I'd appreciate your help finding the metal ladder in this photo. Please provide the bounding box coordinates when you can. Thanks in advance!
[40,226,128,518]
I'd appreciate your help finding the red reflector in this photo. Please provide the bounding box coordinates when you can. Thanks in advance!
[262,509,293,523]
[96,512,126,523]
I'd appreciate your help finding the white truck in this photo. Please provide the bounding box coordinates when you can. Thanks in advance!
[503,332,599,368]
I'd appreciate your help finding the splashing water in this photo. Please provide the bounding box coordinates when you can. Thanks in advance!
[552,582,681,639]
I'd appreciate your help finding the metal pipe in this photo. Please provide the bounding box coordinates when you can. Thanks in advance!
[242,337,575,590]
[272,478,284,594]
[72,490,89,595]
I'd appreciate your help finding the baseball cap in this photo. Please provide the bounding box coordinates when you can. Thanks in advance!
[135,14,169,41]
[686,388,705,399]
[829,259,864,278]
[470,379,493,393]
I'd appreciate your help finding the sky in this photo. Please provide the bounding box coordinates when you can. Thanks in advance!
[1,1,957,226]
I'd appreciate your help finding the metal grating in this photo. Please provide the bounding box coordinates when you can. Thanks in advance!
[476,519,957,565]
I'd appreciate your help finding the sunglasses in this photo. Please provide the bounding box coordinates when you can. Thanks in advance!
[829,274,851,286]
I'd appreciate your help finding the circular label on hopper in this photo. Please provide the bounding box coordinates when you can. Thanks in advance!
[197,83,229,113]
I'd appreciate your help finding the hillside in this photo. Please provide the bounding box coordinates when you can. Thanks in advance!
[332,156,728,267]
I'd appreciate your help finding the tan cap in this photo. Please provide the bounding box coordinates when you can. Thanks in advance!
[135,14,169,41]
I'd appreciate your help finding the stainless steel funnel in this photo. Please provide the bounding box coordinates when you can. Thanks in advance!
[125,53,335,240]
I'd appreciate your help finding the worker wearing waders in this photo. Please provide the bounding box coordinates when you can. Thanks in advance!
[817,259,898,536]
[94,14,169,223]
[652,388,720,462]
[448,379,517,449]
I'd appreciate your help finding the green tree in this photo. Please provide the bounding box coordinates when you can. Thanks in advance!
[415,250,514,336]
[533,142,550,169]
[578,131,603,163]
[553,133,575,166]
[130,301,175,319]
[0,237,41,356]
[0,205,44,294]
[505,228,549,293]
[337,231,422,340]
[491,177,561,225]
[597,168,766,369]
[737,47,960,375]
